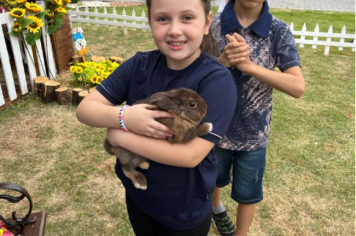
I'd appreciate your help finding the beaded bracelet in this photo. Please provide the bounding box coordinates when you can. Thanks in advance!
[119,105,130,131]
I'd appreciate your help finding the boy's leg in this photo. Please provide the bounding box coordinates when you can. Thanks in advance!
[212,146,235,236]
[235,203,255,236]
[232,148,266,236]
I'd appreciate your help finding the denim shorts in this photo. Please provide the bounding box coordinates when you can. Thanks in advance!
[214,146,266,204]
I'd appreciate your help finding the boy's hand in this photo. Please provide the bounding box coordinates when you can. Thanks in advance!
[223,33,251,71]
[123,104,174,139]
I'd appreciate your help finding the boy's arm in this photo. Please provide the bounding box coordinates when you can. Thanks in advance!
[106,128,215,168]
[224,33,305,98]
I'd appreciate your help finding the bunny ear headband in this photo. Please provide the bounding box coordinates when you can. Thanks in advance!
[72,27,84,41]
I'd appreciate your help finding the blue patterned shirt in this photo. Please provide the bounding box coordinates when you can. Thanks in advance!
[211,0,301,151]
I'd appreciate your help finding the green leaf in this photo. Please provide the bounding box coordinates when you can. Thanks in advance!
[20,18,34,28]
[47,25,57,35]
[9,31,22,37]
[35,12,46,19]
[25,31,41,46]
[83,67,96,80]
[54,12,64,20]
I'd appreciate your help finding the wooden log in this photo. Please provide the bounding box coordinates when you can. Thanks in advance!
[55,87,69,105]
[109,56,124,64]
[42,80,60,103]
[71,87,83,105]
[33,76,49,97]
[78,91,89,104]
[72,55,83,64]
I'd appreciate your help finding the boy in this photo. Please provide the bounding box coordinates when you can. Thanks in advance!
[210,0,305,236]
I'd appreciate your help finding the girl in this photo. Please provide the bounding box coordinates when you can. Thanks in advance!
[76,0,238,235]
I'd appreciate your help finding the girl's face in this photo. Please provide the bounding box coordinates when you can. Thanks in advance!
[149,0,212,70]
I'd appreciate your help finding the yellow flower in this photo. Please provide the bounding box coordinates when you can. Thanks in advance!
[53,0,63,6]
[25,2,43,13]
[10,8,25,18]
[26,16,43,33]
[75,67,83,73]
[12,22,22,33]
[54,7,67,13]
[18,0,27,3]
[46,9,54,18]
[107,67,114,73]
[90,76,99,84]
[95,69,104,75]
[96,77,104,84]
[112,62,120,68]
[63,0,71,3]
[70,65,76,72]
[7,0,18,7]
[102,72,110,79]
[78,77,83,82]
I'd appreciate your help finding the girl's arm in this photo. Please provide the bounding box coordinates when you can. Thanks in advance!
[106,128,215,168]
[76,90,173,138]
[224,33,305,98]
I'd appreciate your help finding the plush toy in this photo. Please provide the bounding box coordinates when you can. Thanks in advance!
[72,27,88,61]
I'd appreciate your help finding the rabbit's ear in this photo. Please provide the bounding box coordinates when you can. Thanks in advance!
[148,93,175,111]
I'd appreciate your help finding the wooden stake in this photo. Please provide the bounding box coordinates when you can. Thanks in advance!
[33,76,49,97]
[55,87,69,105]
[42,80,60,103]
[72,88,83,105]
[78,91,89,104]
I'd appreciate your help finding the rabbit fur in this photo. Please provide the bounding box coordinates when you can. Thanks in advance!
[104,88,212,190]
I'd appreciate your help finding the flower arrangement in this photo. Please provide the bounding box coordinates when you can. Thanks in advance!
[6,0,71,46]
[70,60,120,88]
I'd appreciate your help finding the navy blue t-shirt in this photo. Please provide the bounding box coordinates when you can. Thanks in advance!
[97,50,237,230]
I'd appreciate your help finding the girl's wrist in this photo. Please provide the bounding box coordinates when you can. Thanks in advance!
[119,105,130,131]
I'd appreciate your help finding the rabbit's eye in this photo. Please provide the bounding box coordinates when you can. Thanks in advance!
[188,101,197,108]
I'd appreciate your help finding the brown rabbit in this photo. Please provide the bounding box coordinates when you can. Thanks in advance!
[104,88,212,190]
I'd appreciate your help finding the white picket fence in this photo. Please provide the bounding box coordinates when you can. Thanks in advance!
[290,23,355,55]
[0,10,57,107]
[68,7,356,55]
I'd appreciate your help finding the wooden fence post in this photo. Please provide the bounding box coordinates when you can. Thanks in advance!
[324,26,333,55]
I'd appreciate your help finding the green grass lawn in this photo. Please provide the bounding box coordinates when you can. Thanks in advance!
[0,7,354,236]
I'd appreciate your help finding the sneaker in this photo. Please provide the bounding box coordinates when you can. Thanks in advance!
[212,211,236,236]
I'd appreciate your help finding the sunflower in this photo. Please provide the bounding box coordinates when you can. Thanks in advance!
[10,8,25,18]
[7,0,17,7]
[12,22,22,33]
[95,69,104,75]
[52,0,63,6]
[18,0,27,3]
[102,72,110,79]
[63,0,71,3]
[96,77,103,84]
[54,7,67,13]
[70,65,77,72]
[90,76,99,84]
[45,9,54,18]
[75,67,83,73]
[25,2,43,13]
[107,67,114,73]
[26,16,43,33]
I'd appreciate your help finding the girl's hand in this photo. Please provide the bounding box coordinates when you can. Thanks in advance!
[123,104,174,138]
[223,33,251,70]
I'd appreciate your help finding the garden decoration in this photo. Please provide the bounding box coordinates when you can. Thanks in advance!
[69,58,120,89]
[0,183,35,233]
[72,27,87,62]
[7,0,70,46]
